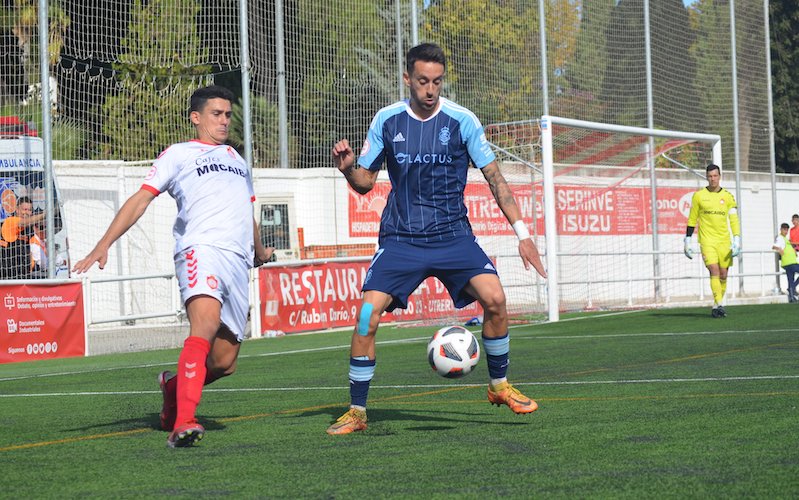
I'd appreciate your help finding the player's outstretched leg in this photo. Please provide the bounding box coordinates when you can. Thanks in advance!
[482,333,538,414]
[167,336,210,447]
[488,381,538,414]
[158,371,177,431]
[326,408,368,435]
[327,355,374,435]
[167,421,205,448]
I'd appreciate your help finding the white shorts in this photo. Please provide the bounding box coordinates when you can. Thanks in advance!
[175,244,251,341]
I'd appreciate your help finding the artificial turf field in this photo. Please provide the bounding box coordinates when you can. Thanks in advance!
[1,303,797,498]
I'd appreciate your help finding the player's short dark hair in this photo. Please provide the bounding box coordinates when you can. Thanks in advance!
[405,43,447,75]
[706,163,720,174]
[17,196,32,206]
[189,85,235,115]
[781,223,790,230]
[792,214,799,219]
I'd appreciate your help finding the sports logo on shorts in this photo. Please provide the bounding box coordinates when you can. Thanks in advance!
[439,127,451,146]
[207,275,219,290]
[186,249,198,288]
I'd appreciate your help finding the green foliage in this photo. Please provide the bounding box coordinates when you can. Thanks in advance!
[0,104,84,160]
[602,0,702,132]
[100,0,211,160]
[691,0,734,169]
[564,0,614,121]
[769,0,799,173]
[285,0,386,168]
[424,0,547,123]
[229,96,298,168]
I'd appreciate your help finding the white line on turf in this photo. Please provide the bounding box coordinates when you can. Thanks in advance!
[0,327,793,383]
[2,374,798,398]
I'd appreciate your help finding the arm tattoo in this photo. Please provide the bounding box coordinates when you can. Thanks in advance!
[484,166,517,211]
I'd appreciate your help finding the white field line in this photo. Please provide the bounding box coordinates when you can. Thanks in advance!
[0,326,795,383]
[2,374,799,399]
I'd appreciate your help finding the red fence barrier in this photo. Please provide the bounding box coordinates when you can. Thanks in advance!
[258,260,482,335]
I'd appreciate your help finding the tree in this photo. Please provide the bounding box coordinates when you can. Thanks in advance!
[228,96,297,168]
[564,0,615,122]
[423,0,548,123]
[101,0,211,160]
[287,0,385,169]
[601,0,701,132]
[770,0,799,173]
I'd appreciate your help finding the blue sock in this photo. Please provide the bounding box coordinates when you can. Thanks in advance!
[482,333,510,380]
[349,356,375,408]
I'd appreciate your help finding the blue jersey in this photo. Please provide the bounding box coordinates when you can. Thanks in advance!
[357,97,495,243]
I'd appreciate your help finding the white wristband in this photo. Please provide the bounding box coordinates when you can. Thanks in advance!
[512,220,531,241]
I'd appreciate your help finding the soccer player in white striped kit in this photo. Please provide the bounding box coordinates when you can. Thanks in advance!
[73,85,273,447]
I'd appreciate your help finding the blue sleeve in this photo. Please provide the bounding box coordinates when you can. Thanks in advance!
[460,114,495,169]
[357,113,386,171]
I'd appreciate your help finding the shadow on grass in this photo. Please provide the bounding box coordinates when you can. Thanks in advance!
[292,406,533,431]
[66,414,227,433]
[651,310,717,319]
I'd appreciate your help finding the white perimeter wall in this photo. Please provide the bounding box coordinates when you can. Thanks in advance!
[55,162,799,322]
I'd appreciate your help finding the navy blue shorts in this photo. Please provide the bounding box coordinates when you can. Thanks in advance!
[362,235,497,312]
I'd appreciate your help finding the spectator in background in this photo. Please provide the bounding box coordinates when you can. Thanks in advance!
[772,222,798,303]
[0,196,45,279]
[29,222,46,277]
[790,214,799,252]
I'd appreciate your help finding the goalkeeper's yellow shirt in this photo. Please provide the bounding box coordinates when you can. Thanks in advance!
[687,187,740,246]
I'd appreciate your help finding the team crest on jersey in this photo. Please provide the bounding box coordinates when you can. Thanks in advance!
[145,166,157,180]
[360,139,370,157]
[719,199,725,205]
[439,127,451,146]
[207,275,219,290]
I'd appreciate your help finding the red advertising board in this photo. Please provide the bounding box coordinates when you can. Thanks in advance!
[349,181,694,237]
[258,261,482,335]
[1,282,85,363]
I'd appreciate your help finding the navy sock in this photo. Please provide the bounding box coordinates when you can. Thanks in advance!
[349,356,375,408]
[482,333,510,380]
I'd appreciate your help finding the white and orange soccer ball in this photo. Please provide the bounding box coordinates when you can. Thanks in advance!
[427,325,480,378]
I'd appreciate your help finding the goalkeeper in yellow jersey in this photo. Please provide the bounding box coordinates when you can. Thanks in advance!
[684,164,741,318]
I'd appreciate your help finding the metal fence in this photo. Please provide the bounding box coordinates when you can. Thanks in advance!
[0,0,774,176]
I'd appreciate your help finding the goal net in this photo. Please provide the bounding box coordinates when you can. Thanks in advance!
[484,116,721,321]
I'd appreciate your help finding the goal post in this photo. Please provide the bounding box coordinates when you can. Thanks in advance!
[539,115,721,321]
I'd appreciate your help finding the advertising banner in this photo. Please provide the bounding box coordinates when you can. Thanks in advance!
[258,260,482,335]
[349,181,694,237]
[1,282,85,363]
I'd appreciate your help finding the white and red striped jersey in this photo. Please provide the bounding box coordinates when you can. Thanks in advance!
[142,140,255,260]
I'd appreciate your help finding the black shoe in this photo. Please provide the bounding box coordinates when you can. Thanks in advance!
[711,307,720,318]
[717,306,727,317]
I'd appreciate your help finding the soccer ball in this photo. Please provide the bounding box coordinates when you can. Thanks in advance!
[427,325,480,378]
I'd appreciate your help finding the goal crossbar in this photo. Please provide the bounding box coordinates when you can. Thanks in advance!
[540,115,722,322]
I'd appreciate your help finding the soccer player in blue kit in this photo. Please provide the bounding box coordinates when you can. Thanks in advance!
[327,43,548,435]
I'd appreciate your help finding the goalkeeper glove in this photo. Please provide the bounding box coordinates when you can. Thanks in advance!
[683,236,693,259]
[731,235,741,257]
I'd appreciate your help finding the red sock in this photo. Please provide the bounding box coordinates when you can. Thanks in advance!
[167,362,219,396]
[174,336,211,428]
